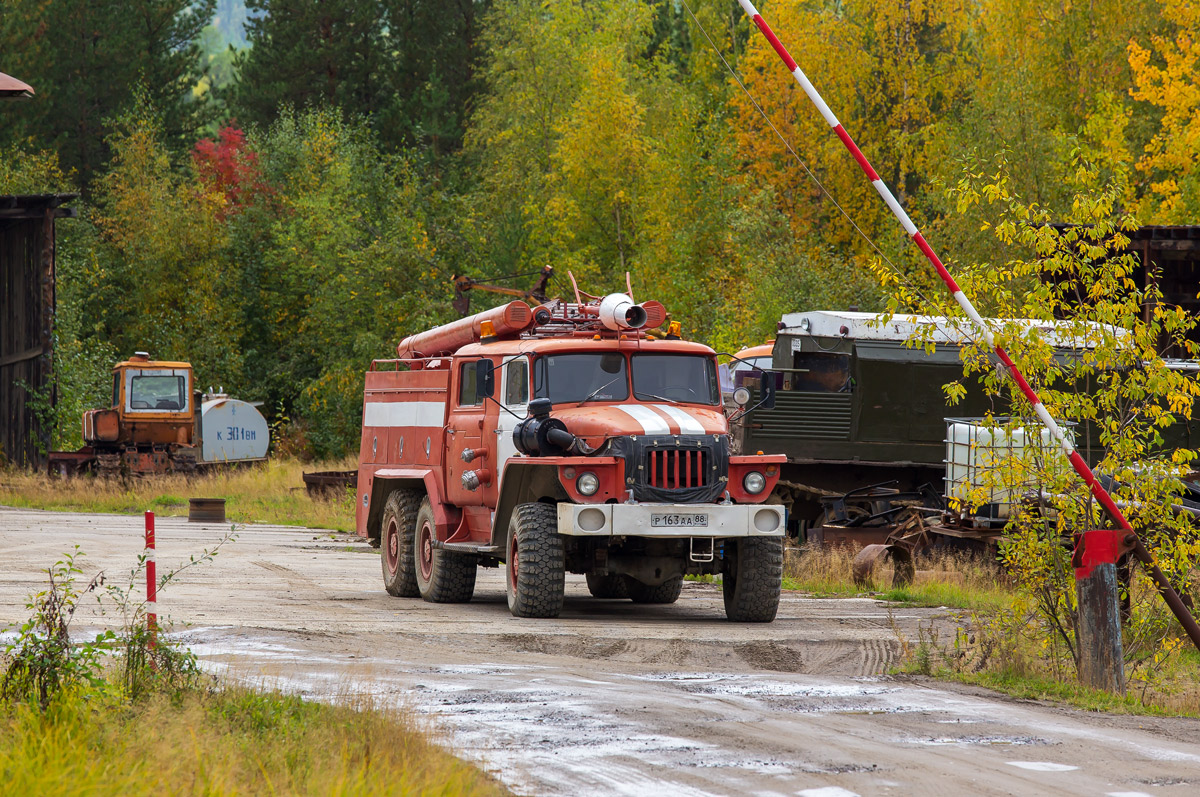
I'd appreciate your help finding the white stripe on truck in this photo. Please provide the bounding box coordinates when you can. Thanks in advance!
[614,405,672,435]
[363,401,445,428]
[654,405,707,434]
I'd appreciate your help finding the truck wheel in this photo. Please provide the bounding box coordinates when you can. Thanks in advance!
[624,575,683,604]
[506,502,565,618]
[585,572,628,599]
[722,537,783,622]
[415,498,477,603]
[381,490,421,597]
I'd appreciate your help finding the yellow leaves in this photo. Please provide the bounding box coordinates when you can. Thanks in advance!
[1128,0,1200,222]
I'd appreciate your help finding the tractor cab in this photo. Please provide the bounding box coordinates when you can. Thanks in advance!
[113,352,192,417]
[84,352,195,450]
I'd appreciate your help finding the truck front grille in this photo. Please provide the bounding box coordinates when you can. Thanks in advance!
[647,448,710,490]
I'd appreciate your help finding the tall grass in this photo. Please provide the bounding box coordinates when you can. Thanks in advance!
[0,458,356,531]
[783,544,1015,612]
[0,685,503,795]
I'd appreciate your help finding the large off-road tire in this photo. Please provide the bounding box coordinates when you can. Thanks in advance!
[415,498,477,603]
[381,490,421,597]
[722,536,783,622]
[506,502,565,618]
[624,575,684,604]
[585,572,629,599]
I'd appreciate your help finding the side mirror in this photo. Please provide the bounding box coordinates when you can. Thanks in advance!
[475,359,495,399]
[760,374,776,410]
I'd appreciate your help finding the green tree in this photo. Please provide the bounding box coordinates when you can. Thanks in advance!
[0,0,215,188]
[911,153,1200,682]
[233,0,489,155]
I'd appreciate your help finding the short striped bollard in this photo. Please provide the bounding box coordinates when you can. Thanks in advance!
[145,510,157,649]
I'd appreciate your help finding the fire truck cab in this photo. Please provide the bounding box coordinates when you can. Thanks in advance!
[356,293,786,621]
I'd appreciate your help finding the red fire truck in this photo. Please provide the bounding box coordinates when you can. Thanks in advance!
[355,290,787,621]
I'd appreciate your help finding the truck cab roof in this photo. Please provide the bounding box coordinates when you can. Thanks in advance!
[779,310,1115,348]
[456,336,716,358]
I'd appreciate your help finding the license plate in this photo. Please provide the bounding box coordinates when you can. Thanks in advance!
[651,513,709,528]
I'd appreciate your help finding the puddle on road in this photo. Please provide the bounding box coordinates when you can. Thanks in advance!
[908,735,1051,747]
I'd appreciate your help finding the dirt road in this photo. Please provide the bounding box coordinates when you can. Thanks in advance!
[2,506,1198,796]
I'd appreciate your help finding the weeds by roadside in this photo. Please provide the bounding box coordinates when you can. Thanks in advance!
[1,542,502,795]
[890,596,1200,716]
[0,457,356,530]
[0,684,503,795]
[782,544,1014,612]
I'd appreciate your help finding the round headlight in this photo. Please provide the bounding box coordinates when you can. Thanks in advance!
[743,471,766,494]
[733,386,751,406]
[577,471,600,496]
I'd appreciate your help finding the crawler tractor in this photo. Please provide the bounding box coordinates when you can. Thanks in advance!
[48,352,269,477]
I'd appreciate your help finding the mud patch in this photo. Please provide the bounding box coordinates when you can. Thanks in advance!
[735,640,805,672]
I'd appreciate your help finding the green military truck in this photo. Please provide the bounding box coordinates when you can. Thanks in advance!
[733,311,1135,539]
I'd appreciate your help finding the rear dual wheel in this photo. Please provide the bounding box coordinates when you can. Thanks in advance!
[585,572,628,599]
[382,492,476,602]
[381,490,421,597]
[414,498,476,603]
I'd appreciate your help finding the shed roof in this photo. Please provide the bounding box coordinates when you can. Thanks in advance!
[0,194,79,220]
[0,72,34,99]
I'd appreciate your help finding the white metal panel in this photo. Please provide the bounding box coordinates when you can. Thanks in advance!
[200,399,269,462]
[362,400,445,428]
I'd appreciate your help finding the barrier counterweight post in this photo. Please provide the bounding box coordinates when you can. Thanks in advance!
[733,0,1200,669]
[145,510,157,649]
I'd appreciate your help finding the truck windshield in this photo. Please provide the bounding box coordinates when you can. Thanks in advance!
[632,354,720,405]
[129,375,186,411]
[533,353,629,403]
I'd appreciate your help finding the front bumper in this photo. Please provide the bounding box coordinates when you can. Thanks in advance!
[557,502,785,538]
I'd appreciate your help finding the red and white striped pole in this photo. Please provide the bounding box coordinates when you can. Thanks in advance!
[734,0,1133,529]
[144,510,157,649]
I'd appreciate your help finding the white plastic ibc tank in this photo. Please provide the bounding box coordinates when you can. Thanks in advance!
[945,420,1059,518]
[200,398,269,463]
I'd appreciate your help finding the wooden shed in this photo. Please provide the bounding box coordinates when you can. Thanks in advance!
[1,194,77,468]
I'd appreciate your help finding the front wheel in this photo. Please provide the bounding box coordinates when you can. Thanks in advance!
[506,502,565,618]
[722,537,783,622]
[415,498,476,603]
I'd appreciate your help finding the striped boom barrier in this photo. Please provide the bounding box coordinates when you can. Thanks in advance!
[732,0,1200,649]
[145,510,157,649]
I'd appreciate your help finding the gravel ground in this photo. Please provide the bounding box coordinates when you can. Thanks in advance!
[3,505,1199,796]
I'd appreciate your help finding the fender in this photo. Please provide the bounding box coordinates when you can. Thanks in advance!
[363,467,461,541]
[490,459,569,548]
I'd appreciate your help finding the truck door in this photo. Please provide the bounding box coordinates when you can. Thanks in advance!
[445,358,487,507]
[495,355,530,486]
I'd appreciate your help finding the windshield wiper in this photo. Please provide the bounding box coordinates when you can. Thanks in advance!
[578,375,625,404]
[635,392,677,404]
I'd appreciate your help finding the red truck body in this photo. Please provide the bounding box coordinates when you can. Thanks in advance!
[356,294,787,621]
